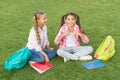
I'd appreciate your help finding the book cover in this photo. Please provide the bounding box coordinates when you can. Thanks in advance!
[29,62,53,73]
[82,60,105,69]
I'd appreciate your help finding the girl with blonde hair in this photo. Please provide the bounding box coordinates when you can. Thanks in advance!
[27,12,57,63]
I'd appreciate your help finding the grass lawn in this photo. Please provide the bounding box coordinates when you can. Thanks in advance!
[0,0,120,80]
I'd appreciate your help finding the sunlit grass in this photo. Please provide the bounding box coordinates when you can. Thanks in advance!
[0,0,120,80]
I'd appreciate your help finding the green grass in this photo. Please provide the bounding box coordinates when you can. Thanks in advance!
[0,0,120,80]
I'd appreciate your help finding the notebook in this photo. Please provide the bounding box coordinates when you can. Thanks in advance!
[29,62,53,73]
[82,60,105,69]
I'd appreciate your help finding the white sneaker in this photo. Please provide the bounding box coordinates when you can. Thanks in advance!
[63,57,70,63]
[79,55,93,60]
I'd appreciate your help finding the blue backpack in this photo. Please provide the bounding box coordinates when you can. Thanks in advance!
[4,47,31,70]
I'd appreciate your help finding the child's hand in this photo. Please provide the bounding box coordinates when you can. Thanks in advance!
[50,48,54,50]
[73,30,81,36]
[62,30,69,37]
[73,30,86,41]
[55,30,69,44]
[39,50,50,62]
[48,47,54,50]
[46,45,54,50]
[45,55,49,62]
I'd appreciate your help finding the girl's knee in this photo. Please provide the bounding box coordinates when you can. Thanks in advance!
[50,51,57,58]
[57,49,63,56]
[88,46,93,53]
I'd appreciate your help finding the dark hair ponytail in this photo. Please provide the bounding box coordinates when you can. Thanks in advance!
[75,14,84,33]
[60,12,85,33]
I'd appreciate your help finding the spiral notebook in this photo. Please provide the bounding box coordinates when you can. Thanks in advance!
[29,62,53,73]
[82,60,105,69]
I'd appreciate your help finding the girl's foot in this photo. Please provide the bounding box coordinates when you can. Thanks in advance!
[79,55,93,60]
[63,57,70,63]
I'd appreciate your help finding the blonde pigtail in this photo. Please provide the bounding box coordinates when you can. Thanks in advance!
[33,15,41,44]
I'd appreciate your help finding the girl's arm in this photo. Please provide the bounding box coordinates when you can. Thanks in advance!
[44,25,53,50]
[39,50,49,62]
[45,45,53,50]
[80,33,89,44]
[73,30,89,44]
[54,27,69,45]
[44,25,50,46]
[56,31,69,44]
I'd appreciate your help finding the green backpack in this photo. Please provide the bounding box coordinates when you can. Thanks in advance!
[4,47,31,70]
[94,36,115,61]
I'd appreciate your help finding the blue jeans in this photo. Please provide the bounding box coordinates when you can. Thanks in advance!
[28,49,57,62]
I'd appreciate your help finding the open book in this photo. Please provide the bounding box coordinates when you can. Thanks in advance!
[29,62,53,74]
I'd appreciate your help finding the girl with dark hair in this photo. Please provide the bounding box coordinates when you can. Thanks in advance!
[27,12,57,63]
[54,12,93,62]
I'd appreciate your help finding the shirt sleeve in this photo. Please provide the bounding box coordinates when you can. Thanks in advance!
[54,27,63,45]
[27,28,42,51]
[76,25,89,44]
[82,34,89,44]
[44,26,49,46]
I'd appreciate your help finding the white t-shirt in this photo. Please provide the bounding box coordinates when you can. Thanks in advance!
[26,25,49,51]
[66,33,76,47]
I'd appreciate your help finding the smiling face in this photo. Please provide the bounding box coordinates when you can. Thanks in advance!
[65,15,76,27]
[37,14,47,27]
